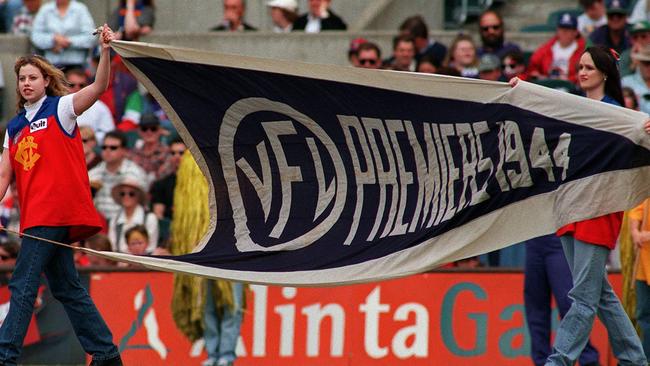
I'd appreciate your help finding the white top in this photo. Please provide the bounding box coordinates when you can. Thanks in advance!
[551,40,578,77]
[577,13,607,37]
[305,14,321,33]
[76,100,115,143]
[4,94,76,149]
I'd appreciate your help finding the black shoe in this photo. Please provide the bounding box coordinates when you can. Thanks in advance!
[89,355,123,366]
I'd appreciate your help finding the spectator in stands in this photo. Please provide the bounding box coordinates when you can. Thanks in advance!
[623,86,640,109]
[89,130,147,221]
[620,21,650,77]
[267,0,297,33]
[108,174,159,254]
[129,113,171,182]
[477,53,502,81]
[399,15,447,67]
[125,225,169,256]
[622,45,650,114]
[525,13,585,84]
[0,0,22,32]
[80,126,102,170]
[578,0,607,37]
[11,0,41,36]
[108,0,155,41]
[590,0,632,54]
[66,68,114,143]
[444,34,479,78]
[150,137,186,221]
[385,34,416,71]
[0,241,18,267]
[524,235,601,366]
[347,37,367,67]
[293,0,347,32]
[30,0,95,71]
[354,41,383,70]
[477,10,521,60]
[416,54,438,73]
[84,234,116,267]
[212,0,256,32]
[501,50,528,81]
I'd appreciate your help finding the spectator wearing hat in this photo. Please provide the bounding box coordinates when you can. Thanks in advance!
[525,13,585,84]
[293,0,346,33]
[108,174,159,254]
[477,53,503,81]
[589,0,632,54]
[620,21,650,77]
[347,37,367,66]
[89,130,147,221]
[129,113,171,182]
[399,15,447,67]
[622,45,650,114]
[476,10,521,60]
[354,41,382,70]
[212,0,256,32]
[578,0,607,37]
[267,0,297,33]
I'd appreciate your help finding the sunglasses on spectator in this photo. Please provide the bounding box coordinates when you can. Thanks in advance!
[171,150,186,156]
[359,58,379,66]
[607,13,626,19]
[140,126,159,132]
[480,24,501,32]
[102,145,121,151]
[119,190,137,198]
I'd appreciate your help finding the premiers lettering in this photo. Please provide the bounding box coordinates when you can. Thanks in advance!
[219,98,570,251]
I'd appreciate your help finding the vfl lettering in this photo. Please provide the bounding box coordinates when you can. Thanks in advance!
[219,98,573,252]
[220,98,348,252]
[15,136,40,171]
[29,118,47,133]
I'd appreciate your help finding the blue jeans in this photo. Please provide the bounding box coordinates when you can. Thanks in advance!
[636,280,650,359]
[545,236,646,366]
[0,226,119,366]
[525,235,600,366]
[204,281,243,365]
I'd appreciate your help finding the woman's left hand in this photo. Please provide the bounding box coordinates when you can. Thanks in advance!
[644,119,650,135]
[98,24,115,50]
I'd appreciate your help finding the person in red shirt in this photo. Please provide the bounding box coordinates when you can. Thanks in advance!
[0,25,122,366]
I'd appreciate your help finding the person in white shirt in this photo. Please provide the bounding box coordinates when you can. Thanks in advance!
[65,68,114,143]
[578,0,608,37]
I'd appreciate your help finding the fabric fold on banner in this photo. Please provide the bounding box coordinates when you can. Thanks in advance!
[102,40,650,286]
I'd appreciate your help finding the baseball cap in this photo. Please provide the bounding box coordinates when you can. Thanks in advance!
[266,0,298,12]
[606,0,629,14]
[348,37,368,56]
[139,113,160,127]
[631,20,650,34]
[557,13,578,29]
[478,54,501,72]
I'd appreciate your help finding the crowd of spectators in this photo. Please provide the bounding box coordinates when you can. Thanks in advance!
[0,0,647,269]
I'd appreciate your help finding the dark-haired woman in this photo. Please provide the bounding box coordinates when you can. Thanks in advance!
[514,45,647,366]
[0,26,122,366]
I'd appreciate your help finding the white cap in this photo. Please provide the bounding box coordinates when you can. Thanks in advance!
[266,0,298,12]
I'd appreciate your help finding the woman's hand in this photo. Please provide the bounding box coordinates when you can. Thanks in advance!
[98,24,115,50]
[508,77,519,87]
[644,119,650,135]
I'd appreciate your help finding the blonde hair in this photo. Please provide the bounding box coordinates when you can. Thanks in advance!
[443,33,478,68]
[14,55,68,112]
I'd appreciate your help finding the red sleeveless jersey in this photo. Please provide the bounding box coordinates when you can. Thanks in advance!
[8,96,103,242]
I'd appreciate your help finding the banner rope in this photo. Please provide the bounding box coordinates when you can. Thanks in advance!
[0,227,77,249]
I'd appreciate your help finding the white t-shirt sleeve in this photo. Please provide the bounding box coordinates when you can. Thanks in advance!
[57,94,78,135]
[3,131,8,150]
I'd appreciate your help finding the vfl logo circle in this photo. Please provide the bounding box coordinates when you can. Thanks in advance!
[219,98,347,252]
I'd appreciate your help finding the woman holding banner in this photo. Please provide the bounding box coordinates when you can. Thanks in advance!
[512,45,647,366]
[0,26,122,365]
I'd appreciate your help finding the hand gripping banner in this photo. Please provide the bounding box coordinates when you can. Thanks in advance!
[99,40,650,286]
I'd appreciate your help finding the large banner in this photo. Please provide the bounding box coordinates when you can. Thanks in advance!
[99,40,650,285]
